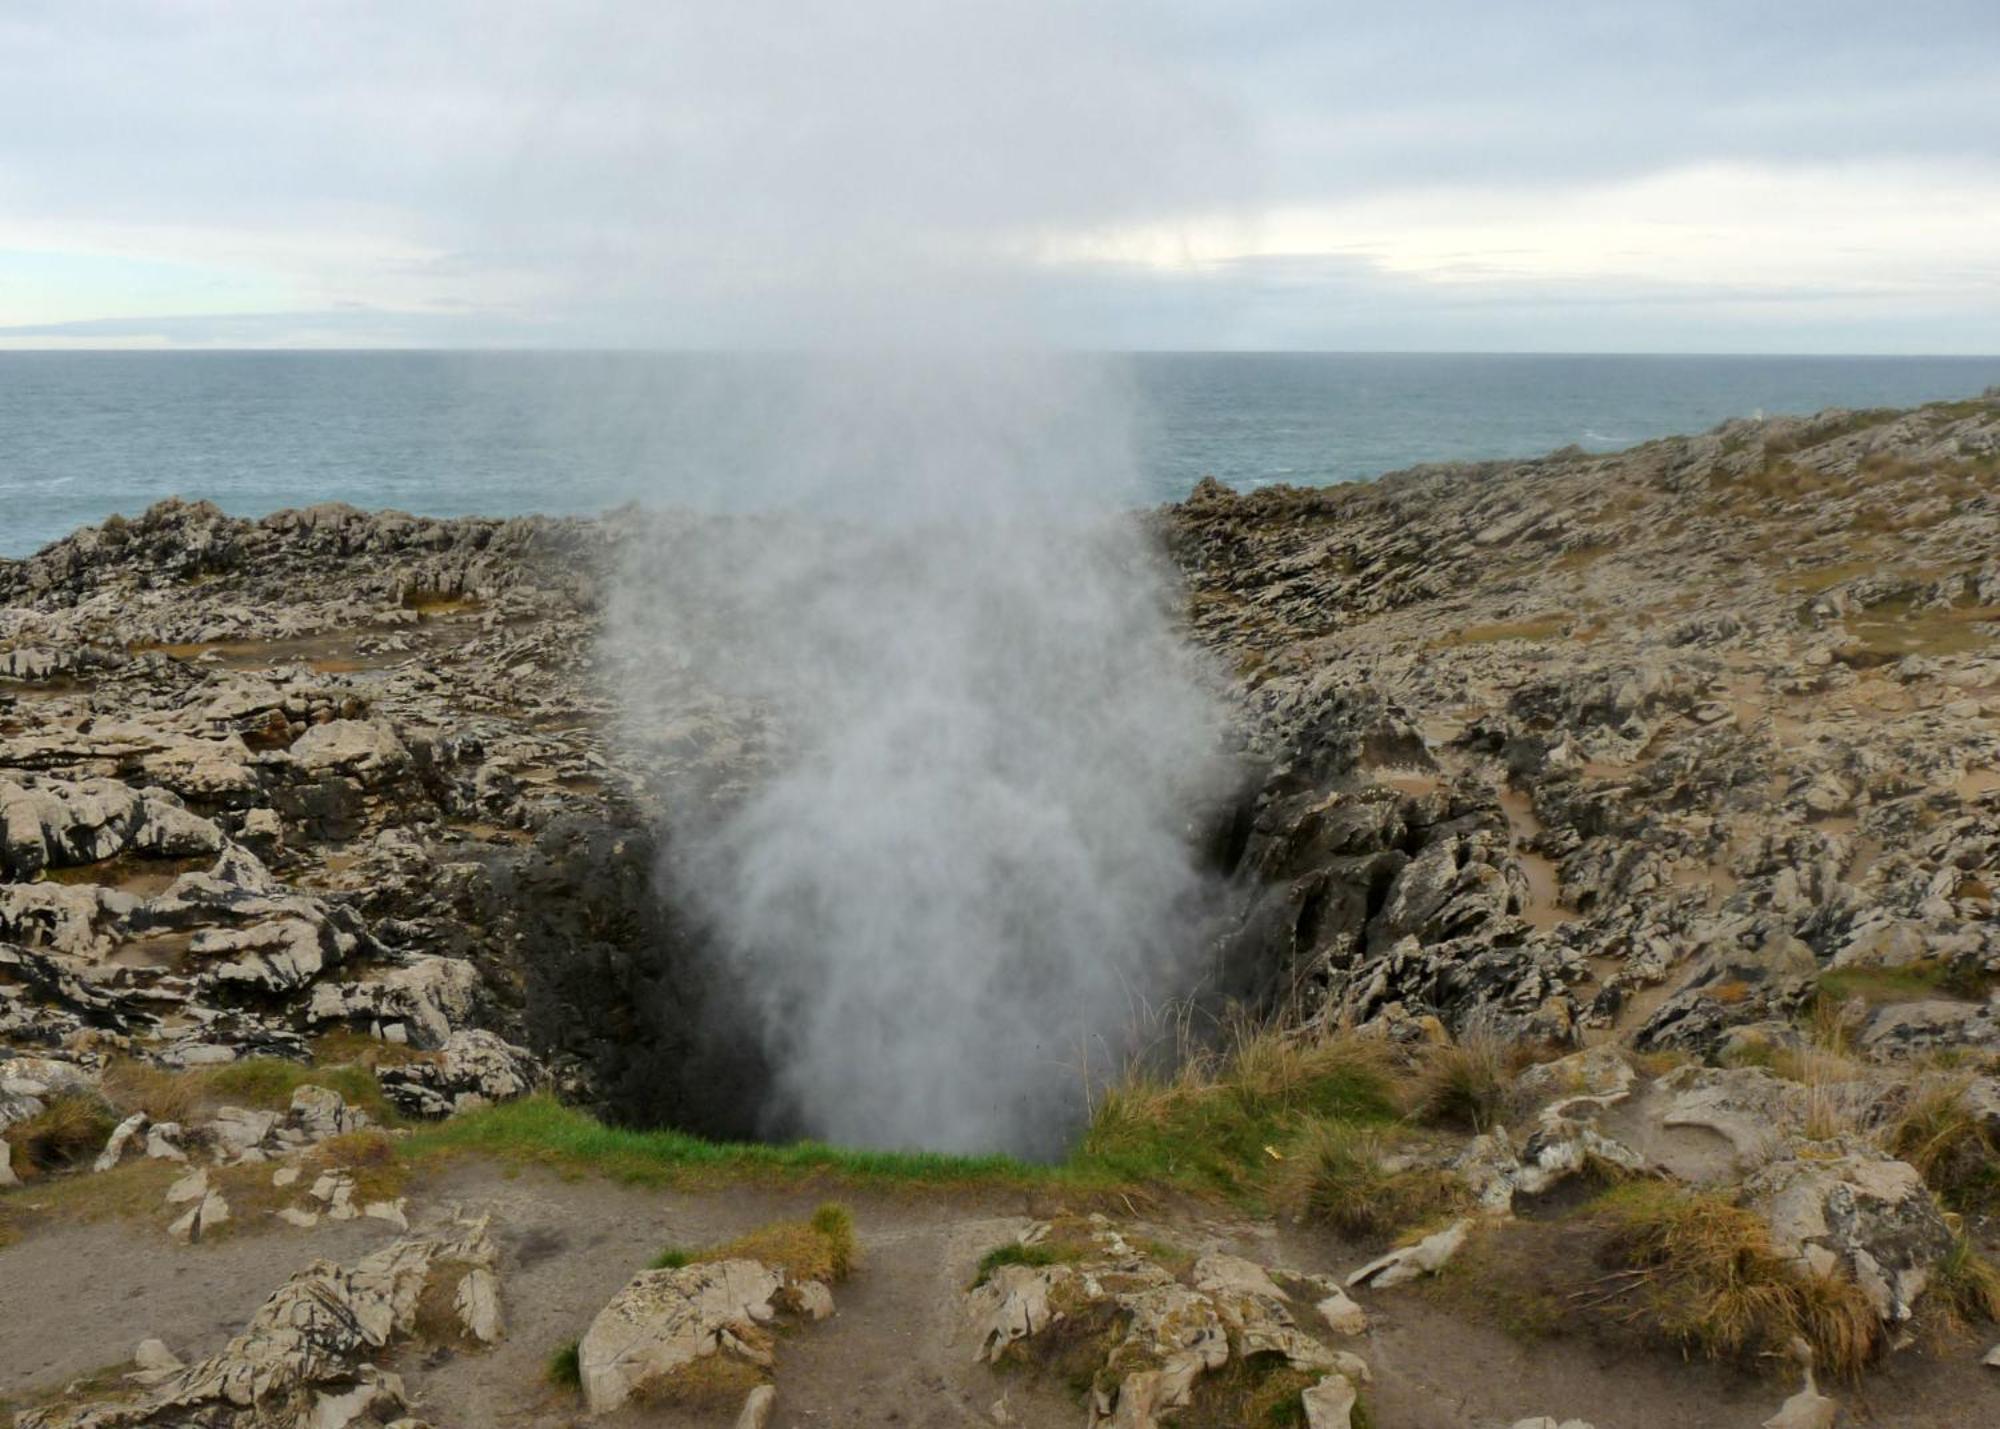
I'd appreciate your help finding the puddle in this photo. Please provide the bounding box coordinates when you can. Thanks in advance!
[1668,859,1740,909]
[39,857,206,898]
[1497,786,1576,928]
[1956,767,2000,801]
[103,930,196,971]
[1376,768,1441,798]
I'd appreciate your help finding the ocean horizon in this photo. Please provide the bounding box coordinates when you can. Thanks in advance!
[3,349,1997,558]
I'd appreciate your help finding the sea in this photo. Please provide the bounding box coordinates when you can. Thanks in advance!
[2,351,1997,559]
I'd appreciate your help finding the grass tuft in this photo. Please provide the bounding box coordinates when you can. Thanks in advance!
[1081,1028,1397,1196]
[972,1240,1077,1288]
[1926,1233,2000,1335]
[1883,1080,2000,1216]
[697,1202,857,1283]
[1408,1031,1513,1132]
[546,1339,582,1390]
[5,1092,118,1178]
[1594,1181,1878,1378]
[648,1246,692,1270]
[1281,1118,1467,1241]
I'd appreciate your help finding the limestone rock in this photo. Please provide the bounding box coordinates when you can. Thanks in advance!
[1314,1287,1368,1336]
[377,1028,542,1117]
[577,1258,786,1413]
[93,1110,150,1172]
[1348,1218,1474,1290]
[288,1083,369,1142]
[1742,1142,1955,1322]
[455,1265,505,1344]
[1302,1373,1359,1429]
[12,1216,488,1428]
[735,1383,777,1429]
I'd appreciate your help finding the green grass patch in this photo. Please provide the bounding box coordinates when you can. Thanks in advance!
[1079,1030,1398,1198]
[404,1093,1076,1190]
[648,1246,693,1270]
[1818,961,1989,1007]
[196,1058,402,1125]
[546,1338,582,1391]
[972,1239,1080,1288]
[696,1202,857,1283]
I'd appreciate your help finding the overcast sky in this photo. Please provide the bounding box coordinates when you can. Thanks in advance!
[2,0,1996,351]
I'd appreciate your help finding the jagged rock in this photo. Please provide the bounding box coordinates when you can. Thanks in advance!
[1302,1374,1359,1428]
[94,1111,150,1172]
[454,1265,505,1343]
[970,1262,1068,1363]
[144,1121,188,1162]
[735,1384,777,1429]
[1348,1218,1474,1289]
[1743,1142,1955,1322]
[305,956,481,1049]
[287,720,411,787]
[377,1029,541,1117]
[966,1220,1366,1429]
[207,1105,281,1161]
[169,1188,231,1244]
[288,1084,369,1142]
[21,1216,496,1428]
[577,1258,788,1413]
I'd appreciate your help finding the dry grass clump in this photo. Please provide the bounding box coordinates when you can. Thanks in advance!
[1883,1080,2000,1216]
[992,1285,1125,1400]
[1925,1233,2000,1336]
[5,1092,117,1178]
[412,1259,480,1349]
[1281,1118,1467,1242]
[1180,1353,1337,1428]
[97,1060,200,1124]
[308,1129,406,1204]
[695,1201,857,1284]
[1407,1030,1516,1132]
[1082,1025,1398,1194]
[1594,1182,1879,1378]
[637,1353,768,1412]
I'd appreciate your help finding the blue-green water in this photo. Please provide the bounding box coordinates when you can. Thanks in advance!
[3,351,1997,558]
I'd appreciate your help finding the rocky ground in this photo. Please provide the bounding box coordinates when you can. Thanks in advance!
[2,392,1999,1426]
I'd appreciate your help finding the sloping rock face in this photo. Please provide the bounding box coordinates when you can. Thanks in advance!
[0,500,735,1122]
[1165,395,2000,1063]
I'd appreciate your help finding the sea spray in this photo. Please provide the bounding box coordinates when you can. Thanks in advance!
[606,352,1233,1156]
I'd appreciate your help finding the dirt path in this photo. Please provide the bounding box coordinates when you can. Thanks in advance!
[4,1157,1995,1427]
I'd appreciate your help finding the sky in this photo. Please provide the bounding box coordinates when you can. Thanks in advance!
[1,0,1996,352]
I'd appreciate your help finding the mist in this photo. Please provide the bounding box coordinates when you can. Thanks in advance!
[606,354,1233,1156]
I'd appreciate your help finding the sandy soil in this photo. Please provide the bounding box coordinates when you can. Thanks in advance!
[3,1157,1994,1427]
